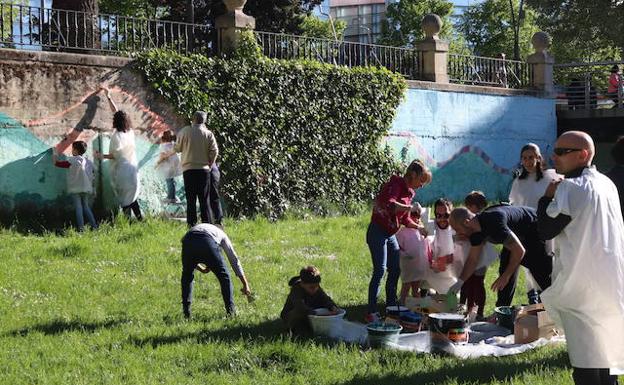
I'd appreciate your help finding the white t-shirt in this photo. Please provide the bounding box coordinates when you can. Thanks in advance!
[509,169,560,208]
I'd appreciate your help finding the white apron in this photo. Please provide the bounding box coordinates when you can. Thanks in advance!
[109,130,140,207]
[396,227,431,283]
[540,167,624,369]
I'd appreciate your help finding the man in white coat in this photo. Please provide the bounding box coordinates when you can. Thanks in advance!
[537,131,624,385]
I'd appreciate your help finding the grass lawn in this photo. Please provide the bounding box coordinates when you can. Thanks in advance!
[0,215,615,385]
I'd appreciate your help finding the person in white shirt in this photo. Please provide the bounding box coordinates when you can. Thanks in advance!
[180,223,251,318]
[509,143,560,304]
[52,141,98,231]
[537,131,624,385]
[155,130,182,203]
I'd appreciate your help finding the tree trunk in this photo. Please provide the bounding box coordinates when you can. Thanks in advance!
[51,0,99,51]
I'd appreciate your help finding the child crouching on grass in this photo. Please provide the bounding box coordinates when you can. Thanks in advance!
[280,266,338,335]
[52,141,98,232]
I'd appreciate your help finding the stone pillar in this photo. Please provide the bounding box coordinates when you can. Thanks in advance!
[527,32,555,95]
[215,0,256,55]
[417,14,449,83]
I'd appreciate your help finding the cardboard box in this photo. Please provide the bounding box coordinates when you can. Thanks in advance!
[514,304,557,344]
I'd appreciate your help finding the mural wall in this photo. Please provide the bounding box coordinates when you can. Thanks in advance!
[0,50,186,228]
[386,87,557,203]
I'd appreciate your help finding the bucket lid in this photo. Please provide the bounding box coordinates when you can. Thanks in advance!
[429,313,465,320]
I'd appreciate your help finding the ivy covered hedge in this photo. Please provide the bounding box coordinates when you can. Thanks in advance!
[135,33,406,218]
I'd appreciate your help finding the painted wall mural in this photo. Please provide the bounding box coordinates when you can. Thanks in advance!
[386,88,557,204]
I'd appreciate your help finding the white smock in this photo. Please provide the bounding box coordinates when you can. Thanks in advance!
[396,227,431,283]
[540,167,624,369]
[109,130,140,207]
[509,168,561,291]
[155,142,181,179]
[424,226,464,294]
[66,155,94,194]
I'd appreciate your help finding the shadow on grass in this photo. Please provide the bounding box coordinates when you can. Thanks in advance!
[338,349,571,385]
[6,318,130,337]
[128,304,371,349]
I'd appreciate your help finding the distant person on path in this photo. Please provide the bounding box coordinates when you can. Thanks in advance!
[509,143,561,304]
[448,204,552,307]
[175,111,219,227]
[280,266,338,335]
[95,89,143,220]
[537,131,624,385]
[180,223,251,318]
[155,130,182,203]
[365,160,431,323]
[606,136,624,220]
[52,141,98,231]
[607,65,622,106]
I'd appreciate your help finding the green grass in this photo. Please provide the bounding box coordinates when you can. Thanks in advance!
[0,215,612,384]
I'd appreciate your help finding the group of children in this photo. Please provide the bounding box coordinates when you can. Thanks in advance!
[53,130,182,231]
[279,191,493,335]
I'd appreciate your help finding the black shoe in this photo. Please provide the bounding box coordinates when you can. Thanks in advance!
[183,306,191,319]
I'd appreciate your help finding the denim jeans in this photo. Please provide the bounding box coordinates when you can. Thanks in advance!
[71,193,97,231]
[181,231,235,315]
[366,222,400,314]
[165,178,176,200]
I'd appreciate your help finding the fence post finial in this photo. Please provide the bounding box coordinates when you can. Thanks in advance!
[216,0,256,55]
[527,31,554,95]
[417,14,449,83]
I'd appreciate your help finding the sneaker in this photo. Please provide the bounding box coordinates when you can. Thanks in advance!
[183,304,191,319]
[365,312,381,323]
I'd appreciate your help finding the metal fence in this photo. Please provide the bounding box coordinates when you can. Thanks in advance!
[554,61,624,110]
[0,2,209,55]
[448,54,533,89]
[255,30,422,80]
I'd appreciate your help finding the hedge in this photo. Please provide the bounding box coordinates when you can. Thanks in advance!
[135,32,407,219]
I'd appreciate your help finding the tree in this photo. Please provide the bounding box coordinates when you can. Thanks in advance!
[378,0,454,48]
[299,15,346,40]
[525,0,624,62]
[458,0,539,59]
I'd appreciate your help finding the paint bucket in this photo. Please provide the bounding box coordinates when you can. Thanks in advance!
[428,313,468,351]
[385,305,409,321]
[399,311,423,332]
[494,306,515,331]
[367,322,402,348]
[308,308,346,338]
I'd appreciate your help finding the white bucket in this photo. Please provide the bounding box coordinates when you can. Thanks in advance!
[308,308,346,338]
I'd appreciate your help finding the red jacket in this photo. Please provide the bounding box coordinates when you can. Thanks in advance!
[371,175,417,235]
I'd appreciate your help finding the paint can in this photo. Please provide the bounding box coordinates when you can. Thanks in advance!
[399,311,423,333]
[428,313,468,352]
[367,322,402,348]
[385,305,409,321]
[494,306,516,331]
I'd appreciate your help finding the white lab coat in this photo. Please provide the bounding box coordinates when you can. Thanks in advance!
[509,168,561,291]
[109,130,140,207]
[425,226,463,294]
[540,167,624,369]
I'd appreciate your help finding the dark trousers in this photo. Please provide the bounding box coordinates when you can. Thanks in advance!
[180,231,234,315]
[460,273,486,317]
[573,367,618,385]
[183,169,211,226]
[122,200,143,220]
[496,238,552,307]
[209,164,224,225]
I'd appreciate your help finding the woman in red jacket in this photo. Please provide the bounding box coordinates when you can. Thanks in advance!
[366,159,432,322]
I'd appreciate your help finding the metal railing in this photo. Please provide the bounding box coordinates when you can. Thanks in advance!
[0,2,209,55]
[448,54,533,89]
[554,61,624,110]
[254,30,422,80]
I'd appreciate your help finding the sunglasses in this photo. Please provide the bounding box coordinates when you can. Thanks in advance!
[553,147,583,156]
[435,213,450,219]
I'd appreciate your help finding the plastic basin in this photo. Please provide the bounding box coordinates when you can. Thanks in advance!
[307,308,346,338]
[367,322,402,348]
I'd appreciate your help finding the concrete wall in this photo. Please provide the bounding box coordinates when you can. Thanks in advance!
[386,82,557,204]
[0,49,556,226]
[0,49,186,226]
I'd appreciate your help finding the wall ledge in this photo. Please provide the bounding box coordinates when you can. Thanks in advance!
[0,48,131,68]
[406,79,552,98]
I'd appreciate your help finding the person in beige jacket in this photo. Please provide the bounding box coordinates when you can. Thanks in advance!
[175,111,219,226]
